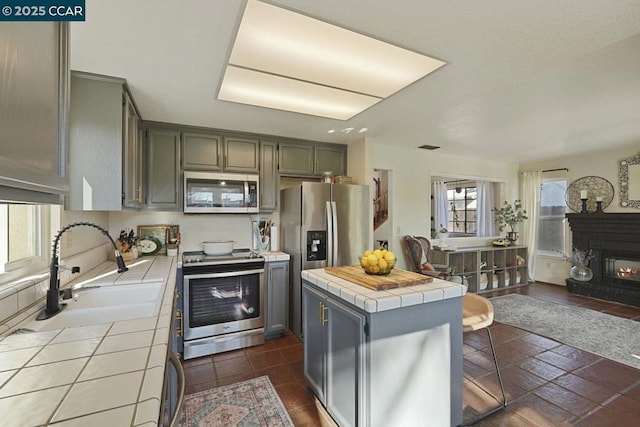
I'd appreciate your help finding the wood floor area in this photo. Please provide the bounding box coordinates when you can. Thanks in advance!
[181,283,640,426]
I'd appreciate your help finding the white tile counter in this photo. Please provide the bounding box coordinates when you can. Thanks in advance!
[301,268,466,313]
[0,255,177,427]
[260,251,290,262]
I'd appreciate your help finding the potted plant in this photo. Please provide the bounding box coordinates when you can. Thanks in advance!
[438,224,449,243]
[492,200,528,244]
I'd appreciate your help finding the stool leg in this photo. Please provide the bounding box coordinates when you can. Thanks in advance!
[462,327,507,426]
[486,327,507,407]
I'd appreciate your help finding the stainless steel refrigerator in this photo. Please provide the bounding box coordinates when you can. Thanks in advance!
[280,182,370,339]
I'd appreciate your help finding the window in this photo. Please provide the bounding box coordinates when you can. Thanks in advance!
[537,179,567,256]
[0,203,50,283]
[447,186,477,234]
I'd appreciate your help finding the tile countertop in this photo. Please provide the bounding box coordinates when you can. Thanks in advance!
[0,255,177,427]
[260,251,290,262]
[301,268,466,313]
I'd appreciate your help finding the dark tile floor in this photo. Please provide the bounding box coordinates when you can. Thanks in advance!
[181,283,640,426]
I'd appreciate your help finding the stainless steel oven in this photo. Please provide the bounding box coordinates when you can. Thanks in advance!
[182,249,265,359]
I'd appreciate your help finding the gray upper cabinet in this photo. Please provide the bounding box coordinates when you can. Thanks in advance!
[315,144,346,177]
[278,142,315,176]
[223,136,259,173]
[122,91,143,209]
[259,140,279,211]
[181,132,222,171]
[146,128,181,211]
[68,72,135,211]
[181,133,258,173]
[0,23,69,204]
[279,141,347,177]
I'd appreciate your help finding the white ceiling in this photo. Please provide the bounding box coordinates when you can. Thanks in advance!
[70,0,640,163]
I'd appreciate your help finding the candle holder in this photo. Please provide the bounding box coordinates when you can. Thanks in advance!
[595,200,603,213]
[580,198,588,214]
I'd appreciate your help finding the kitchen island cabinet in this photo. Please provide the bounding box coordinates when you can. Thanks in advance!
[302,269,464,427]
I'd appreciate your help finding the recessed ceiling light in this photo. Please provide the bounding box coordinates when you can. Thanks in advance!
[219,0,446,120]
[358,128,368,133]
[328,129,336,134]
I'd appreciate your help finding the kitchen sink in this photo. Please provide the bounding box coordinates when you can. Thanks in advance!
[25,281,165,331]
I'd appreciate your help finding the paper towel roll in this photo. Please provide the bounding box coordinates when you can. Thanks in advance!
[270,225,279,251]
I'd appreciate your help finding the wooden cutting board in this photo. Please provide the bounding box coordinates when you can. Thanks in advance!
[324,266,432,291]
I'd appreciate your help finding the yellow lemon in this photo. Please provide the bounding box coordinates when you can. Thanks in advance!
[383,251,396,262]
[373,249,384,259]
[368,265,380,273]
[363,250,373,257]
[367,254,378,266]
[378,259,388,269]
[360,256,368,268]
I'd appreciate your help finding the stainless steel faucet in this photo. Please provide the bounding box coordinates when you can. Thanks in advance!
[36,221,128,321]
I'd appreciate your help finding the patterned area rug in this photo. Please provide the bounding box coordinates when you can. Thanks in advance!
[179,376,294,427]
[491,294,640,370]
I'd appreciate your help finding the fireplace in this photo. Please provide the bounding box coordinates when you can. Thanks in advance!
[566,213,640,306]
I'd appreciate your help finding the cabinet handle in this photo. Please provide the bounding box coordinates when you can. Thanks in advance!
[320,302,328,325]
[136,186,142,203]
[176,309,183,337]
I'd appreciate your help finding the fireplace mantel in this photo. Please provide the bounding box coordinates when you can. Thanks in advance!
[566,212,640,306]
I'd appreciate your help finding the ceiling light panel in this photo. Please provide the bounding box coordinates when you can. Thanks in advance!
[228,0,446,99]
[218,65,382,120]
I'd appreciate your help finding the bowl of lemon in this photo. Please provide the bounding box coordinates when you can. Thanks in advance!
[359,248,396,275]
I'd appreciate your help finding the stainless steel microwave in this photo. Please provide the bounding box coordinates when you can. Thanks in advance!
[183,171,259,213]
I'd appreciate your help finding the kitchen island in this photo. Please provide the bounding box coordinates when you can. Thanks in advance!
[0,256,178,426]
[301,268,465,427]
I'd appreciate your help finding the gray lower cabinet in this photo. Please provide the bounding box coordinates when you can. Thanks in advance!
[259,140,279,211]
[303,284,366,427]
[265,261,289,338]
[303,281,463,427]
[146,128,181,210]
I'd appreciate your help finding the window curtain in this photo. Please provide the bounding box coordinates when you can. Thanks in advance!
[433,181,449,232]
[520,171,541,282]
[476,180,495,236]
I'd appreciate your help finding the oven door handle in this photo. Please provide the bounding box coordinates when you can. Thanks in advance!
[183,268,264,280]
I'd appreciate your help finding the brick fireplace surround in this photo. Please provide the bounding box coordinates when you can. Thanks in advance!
[566,213,640,306]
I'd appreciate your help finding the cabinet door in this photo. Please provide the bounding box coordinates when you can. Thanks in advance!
[315,144,347,177]
[146,128,181,210]
[182,132,222,171]
[278,142,314,176]
[259,140,279,211]
[67,73,123,210]
[326,297,366,427]
[122,91,143,208]
[265,261,289,337]
[224,136,259,173]
[302,284,327,404]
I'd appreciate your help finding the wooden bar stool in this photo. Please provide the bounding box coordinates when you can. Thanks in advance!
[463,293,507,425]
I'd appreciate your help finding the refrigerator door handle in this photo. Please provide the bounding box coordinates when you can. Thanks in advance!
[331,201,338,266]
[326,201,334,267]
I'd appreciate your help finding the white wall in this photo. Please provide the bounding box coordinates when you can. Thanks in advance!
[370,142,519,269]
[520,142,639,285]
